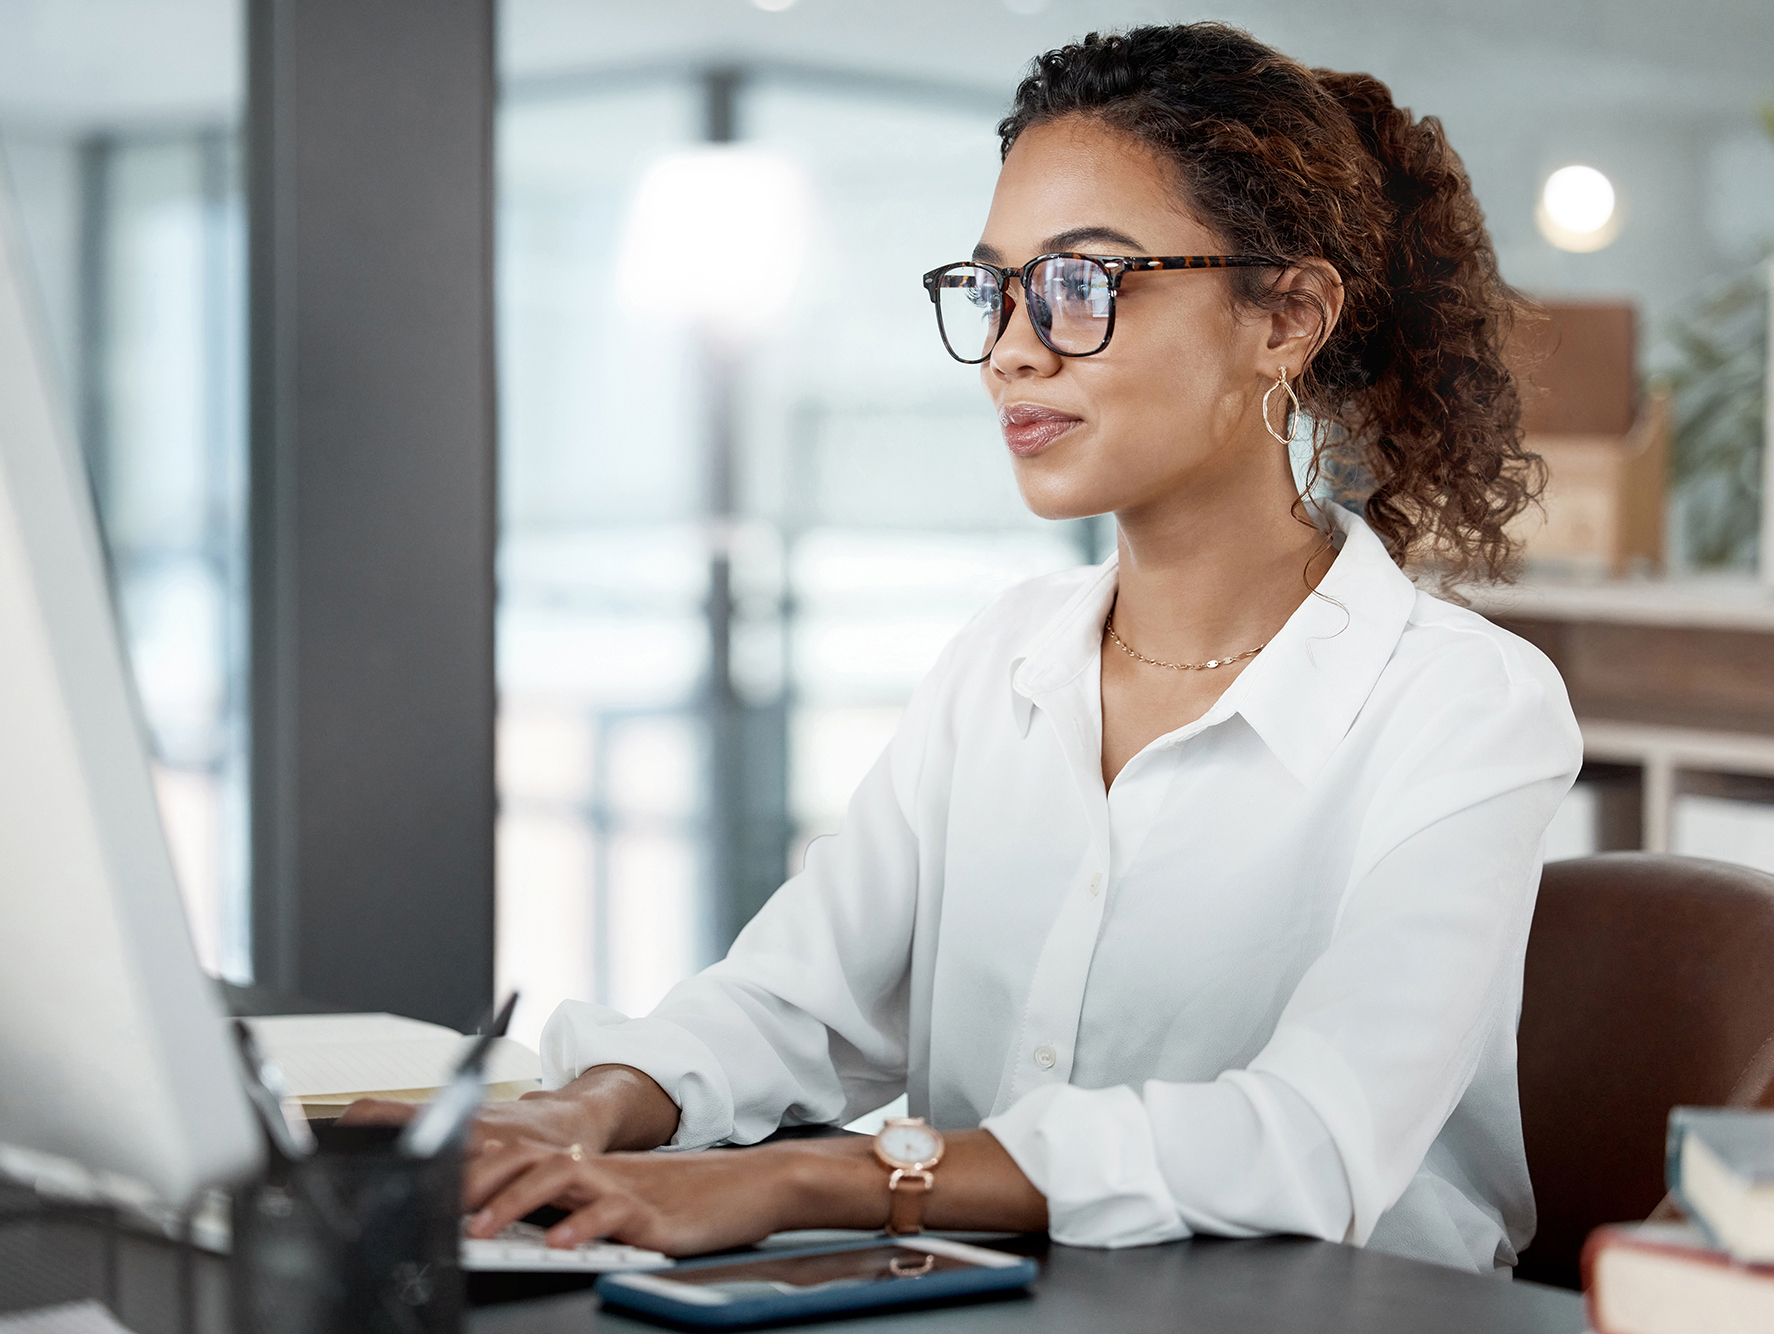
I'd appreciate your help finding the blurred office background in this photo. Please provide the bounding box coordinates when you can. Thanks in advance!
[2,0,1772,1045]
[0,0,247,979]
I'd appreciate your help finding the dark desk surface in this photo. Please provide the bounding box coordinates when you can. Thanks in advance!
[470,1233,1585,1334]
[3,1186,1585,1334]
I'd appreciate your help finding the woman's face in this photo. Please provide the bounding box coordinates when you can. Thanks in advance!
[975,116,1282,523]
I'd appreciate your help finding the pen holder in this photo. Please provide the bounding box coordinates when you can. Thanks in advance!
[233,1124,464,1334]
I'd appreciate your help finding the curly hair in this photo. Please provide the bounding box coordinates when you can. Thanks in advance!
[999,23,1544,585]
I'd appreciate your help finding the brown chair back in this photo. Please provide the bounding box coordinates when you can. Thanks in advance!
[1515,853,1774,1289]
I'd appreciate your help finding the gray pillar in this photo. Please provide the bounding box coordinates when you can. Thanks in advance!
[248,0,497,1027]
[696,69,791,956]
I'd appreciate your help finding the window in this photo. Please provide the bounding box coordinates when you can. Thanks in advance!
[1,8,248,979]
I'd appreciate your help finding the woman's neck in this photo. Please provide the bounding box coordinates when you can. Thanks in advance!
[1109,453,1334,666]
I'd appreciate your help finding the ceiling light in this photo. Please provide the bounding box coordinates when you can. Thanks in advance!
[616,146,813,340]
[1537,165,1620,253]
[752,0,797,10]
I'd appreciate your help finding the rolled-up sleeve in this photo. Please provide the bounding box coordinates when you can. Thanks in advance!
[539,643,952,1150]
[985,671,1581,1249]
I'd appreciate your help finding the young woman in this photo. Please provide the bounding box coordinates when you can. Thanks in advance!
[354,23,1581,1275]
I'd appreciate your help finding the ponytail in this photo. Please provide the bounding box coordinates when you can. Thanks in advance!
[1310,70,1543,582]
[1001,24,1544,585]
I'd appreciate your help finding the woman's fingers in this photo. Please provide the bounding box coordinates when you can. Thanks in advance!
[466,1146,613,1239]
[465,1143,797,1257]
[547,1195,647,1249]
[335,1098,418,1126]
[462,1139,565,1217]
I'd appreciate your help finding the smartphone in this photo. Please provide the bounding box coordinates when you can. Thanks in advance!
[595,1235,1038,1327]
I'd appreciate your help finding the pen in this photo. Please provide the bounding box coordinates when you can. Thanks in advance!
[474,991,518,1040]
[233,1020,318,1159]
[398,991,519,1159]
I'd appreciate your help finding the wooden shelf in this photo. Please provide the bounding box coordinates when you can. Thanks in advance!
[1470,575,1774,632]
[1471,578,1774,738]
[1462,577,1774,851]
[1579,719,1774,852]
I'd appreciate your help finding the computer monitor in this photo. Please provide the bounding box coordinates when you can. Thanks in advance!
[0,168,262,1208]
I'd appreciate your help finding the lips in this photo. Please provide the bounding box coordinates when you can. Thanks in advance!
[999,403,1082,457]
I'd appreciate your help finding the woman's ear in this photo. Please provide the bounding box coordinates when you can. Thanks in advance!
[1263,261,1344,375]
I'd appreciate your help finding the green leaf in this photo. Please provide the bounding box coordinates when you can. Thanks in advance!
[1665,250,1768,569]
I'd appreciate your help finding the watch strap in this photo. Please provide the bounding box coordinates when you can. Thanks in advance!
[885,1167,934,1235]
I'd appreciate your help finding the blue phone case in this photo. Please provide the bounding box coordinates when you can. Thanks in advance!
[595,1236,1038,1328]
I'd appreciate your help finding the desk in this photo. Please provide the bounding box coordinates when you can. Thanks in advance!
[471,1233,1584,1334]
[1,1186,1583,1334]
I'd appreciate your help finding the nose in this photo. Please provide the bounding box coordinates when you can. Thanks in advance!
[988,279,1060,379]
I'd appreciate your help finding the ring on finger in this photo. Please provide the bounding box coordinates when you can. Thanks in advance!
[567,1143,585,1163]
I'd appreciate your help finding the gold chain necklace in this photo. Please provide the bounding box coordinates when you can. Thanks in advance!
[1103,604,1267,673]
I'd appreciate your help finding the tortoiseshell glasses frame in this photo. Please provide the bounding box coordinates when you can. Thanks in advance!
[920,252,1284,364]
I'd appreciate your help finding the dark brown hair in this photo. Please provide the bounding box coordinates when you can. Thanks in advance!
[999,23,1544,585]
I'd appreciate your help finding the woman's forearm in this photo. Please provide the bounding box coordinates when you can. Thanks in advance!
[772,1129,1048,1234]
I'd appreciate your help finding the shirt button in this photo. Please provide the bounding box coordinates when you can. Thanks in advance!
[1087,872,1103,897]
[1034,1044,1057,1070]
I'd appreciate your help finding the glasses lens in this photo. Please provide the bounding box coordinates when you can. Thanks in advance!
[933,264,1003,363]
[1028,257,1112,355]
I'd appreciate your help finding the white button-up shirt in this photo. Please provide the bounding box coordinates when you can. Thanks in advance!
[541,504,1582,1274]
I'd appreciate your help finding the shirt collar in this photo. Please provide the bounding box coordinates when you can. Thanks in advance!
[1007,504,1417,785]
[1229,505,1417,785]
[1007,556,1118,738]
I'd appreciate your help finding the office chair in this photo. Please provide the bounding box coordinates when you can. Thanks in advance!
[1513,853,1774,1290]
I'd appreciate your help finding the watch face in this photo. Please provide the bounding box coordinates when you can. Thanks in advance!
[878,1121,940,1166]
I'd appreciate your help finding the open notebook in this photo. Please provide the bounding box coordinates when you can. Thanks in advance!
[242,1013,543,1119]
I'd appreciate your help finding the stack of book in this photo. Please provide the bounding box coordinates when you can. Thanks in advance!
[1584,1107,1773,1333]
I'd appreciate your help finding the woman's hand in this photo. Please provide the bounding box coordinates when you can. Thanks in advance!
[461,1139,858,1257]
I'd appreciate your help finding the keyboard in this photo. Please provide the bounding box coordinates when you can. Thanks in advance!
[460,1220,673,1273]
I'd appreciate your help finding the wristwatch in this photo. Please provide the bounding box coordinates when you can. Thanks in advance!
[873,1117,945,1235]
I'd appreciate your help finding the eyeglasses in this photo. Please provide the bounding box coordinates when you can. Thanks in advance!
[921,252,1282,364]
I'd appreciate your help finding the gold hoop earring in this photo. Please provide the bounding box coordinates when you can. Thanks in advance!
[1263,366,1300,445]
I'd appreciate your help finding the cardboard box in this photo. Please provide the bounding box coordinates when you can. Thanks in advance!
[1510,302,1668,576]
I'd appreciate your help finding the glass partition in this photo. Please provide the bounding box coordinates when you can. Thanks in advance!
[0,6,247,979]
[740,75,1107,862]
[495,83,703,1030]
[492,69,1105,1045]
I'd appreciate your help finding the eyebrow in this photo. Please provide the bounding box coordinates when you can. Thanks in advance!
[972,225,1149,265]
